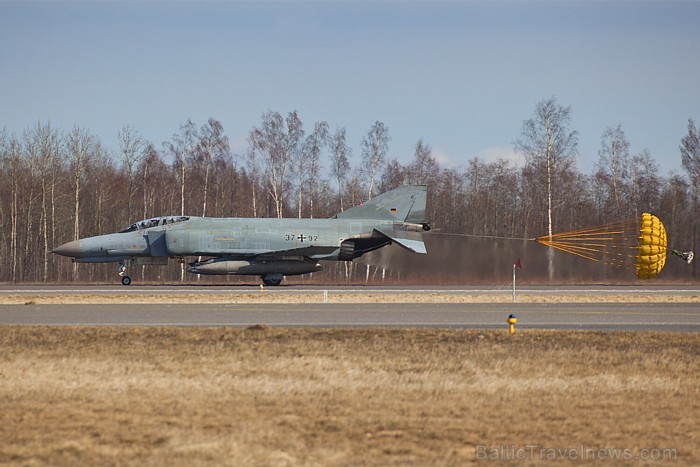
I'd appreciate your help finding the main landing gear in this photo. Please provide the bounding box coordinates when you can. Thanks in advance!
[118,260,131,286]
[261,273,283,286]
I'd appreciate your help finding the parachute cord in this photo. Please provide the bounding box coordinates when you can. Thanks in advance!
[427,232,536,241]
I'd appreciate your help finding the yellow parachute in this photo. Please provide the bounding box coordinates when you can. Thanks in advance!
[536,212,668,280]
[635,213,667,279]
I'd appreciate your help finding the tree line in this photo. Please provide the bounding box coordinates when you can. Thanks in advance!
[1,97,698,283]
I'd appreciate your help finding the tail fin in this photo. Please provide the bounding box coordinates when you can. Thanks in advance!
[334,185,426,222]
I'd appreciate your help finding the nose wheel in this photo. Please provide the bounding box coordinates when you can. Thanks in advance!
[118,260,132,286]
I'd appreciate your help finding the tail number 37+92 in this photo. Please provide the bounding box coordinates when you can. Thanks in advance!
[285,234,318,242]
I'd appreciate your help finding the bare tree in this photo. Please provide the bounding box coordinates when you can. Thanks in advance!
[164,120,197,282]
[118,124,146,221]
[245,145,261,217]
[330,127,351,212]
[0,131,23,281]
[295,121,328,218]
[379,158,406,192]
[85,143,114,236]
[196,118,230,217]
[67,126,95,279]
[629,149,660,218]
[515,97,578,280]
[681,119,700,192]
[139,144,170,219]
[680,118,700,277]
[4,113,700,284]
[407,138,440,186]
[165,119,198,216]
[210,150,240,217]
[361,121,390,199]
[596,124,630,216]
[659,174,691,246]
[249,110,304,218]
[429,167,465,234]
[24,122,63,282]
[345,167,366,209]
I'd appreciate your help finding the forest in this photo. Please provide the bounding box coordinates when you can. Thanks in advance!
[1,98,699,284]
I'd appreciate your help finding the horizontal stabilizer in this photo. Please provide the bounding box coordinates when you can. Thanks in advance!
[391,237,427,254]
[374,227,427,254]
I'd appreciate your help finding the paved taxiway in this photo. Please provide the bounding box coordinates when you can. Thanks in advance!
[0,302,698,331]
[1,285,698,331]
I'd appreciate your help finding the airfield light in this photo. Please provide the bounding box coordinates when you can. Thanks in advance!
[507,314,517,334]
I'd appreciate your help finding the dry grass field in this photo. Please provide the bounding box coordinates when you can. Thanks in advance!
[2,291,700,305]
[0,327,698,466]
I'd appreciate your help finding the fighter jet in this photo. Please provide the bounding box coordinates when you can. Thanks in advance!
[53,185,429,286]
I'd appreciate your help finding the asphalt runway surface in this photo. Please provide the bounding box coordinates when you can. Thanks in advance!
[1,285,698,331]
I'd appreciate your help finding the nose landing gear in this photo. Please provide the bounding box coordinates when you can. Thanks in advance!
[118,260,132,286]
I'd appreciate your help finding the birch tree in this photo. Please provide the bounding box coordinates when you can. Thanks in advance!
[596,124,630,217]
[295,121,328,218]
[165,120,198,216]
[24,122,62,282]
[67,126,95,279]
[245,145,261,217]
[330,127,351,212]
[84,142,113,236]
[118,124,146,221]
[249,110,304,218]
[515,97,578,280]
[139,144,170,219]
[163,121,197,282]
[361,121,390,199]
[0,132,22,281]
[627,150,660,217]
[196,118,230,217]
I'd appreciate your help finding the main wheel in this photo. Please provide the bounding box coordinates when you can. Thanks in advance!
[261,273,283,286]
[121,276,132,286]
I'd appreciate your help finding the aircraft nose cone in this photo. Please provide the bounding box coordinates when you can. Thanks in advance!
[53,240,81,257]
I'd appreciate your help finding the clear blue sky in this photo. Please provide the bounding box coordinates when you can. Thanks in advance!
[1,1,698,174]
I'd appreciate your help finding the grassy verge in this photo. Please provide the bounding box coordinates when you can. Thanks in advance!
[2,292,700,305]
[1,327,698,465]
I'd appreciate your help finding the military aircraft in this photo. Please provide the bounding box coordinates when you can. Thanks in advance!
[53,185,429,286]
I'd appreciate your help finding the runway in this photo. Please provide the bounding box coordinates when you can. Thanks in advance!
[0,286,700,332]
[1,284,698,331]
[2,284,700,296]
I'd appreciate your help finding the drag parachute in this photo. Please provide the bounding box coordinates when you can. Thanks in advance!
[536,212,672,280]
[635,213,667,279]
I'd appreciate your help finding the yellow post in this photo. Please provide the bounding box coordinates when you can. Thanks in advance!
[507,314,517,334]
[260,284,264,292]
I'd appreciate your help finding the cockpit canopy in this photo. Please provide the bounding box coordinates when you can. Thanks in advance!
[119,216,190,233]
